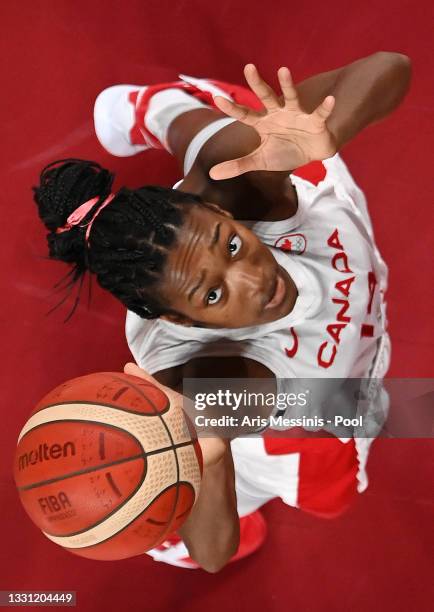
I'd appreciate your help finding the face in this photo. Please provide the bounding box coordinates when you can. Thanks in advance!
[157,204,297,328]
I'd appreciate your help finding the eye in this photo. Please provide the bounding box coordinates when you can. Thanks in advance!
[206,287,223,305]
[228,234,242,257]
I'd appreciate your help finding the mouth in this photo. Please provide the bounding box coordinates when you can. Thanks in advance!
[264,269,287,310]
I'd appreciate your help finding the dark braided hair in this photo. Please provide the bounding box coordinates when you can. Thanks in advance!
[33,159,203,322]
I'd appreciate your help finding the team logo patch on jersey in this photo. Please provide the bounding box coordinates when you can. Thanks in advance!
[275,233,307,254]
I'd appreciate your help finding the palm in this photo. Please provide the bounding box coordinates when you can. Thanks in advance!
[209,64,337,180]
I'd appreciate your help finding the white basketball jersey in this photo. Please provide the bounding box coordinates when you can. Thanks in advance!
[125,154,389,382]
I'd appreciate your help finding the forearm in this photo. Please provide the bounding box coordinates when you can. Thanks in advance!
[293,52,412,149]
[124,363,240,572]
[178,440,239,573]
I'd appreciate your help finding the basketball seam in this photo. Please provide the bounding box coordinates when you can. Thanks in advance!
[29,396,170,418]
[17,439,195,491]
[19,373,198,550]
[46,480,195,545]
[17,418,147,446]
[108,374,184,549]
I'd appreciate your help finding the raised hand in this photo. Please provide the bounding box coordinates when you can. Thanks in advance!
[209,64,337,180]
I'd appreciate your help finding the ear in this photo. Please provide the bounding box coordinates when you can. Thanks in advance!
[160,312,196,327]
[202,201,233,219]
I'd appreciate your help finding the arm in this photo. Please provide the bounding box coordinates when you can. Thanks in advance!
[208,52,412,179]
[178,439,239,573]
[124,355,274,572]
[294,51,412,147]
[123,362,241,573]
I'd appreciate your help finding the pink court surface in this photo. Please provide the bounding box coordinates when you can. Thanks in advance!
[1,1,433,611]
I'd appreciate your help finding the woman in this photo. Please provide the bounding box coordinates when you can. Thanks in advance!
[33,53,411,571]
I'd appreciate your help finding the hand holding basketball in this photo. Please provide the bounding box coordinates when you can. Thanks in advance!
[123,362,228,467]
[14,370,203,560]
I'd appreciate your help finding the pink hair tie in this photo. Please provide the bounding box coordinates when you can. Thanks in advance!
[55,193,115,246]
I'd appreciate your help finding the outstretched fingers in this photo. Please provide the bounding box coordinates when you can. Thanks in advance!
[243,63,282,112]
[209,150,262,181]
[277,66,299,109]
[213,95,261,126]
[311,95,336,126]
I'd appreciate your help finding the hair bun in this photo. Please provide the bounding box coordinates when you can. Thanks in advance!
[33,159,115,267]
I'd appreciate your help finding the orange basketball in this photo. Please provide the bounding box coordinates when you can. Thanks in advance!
[13,372,202,561]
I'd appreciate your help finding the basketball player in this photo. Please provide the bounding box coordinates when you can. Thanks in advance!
[33,52,411,571]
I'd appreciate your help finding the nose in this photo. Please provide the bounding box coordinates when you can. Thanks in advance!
[227,259,267,299]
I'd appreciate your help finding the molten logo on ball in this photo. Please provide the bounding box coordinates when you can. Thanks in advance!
[18,441,76,471]
[14,372,203,561]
